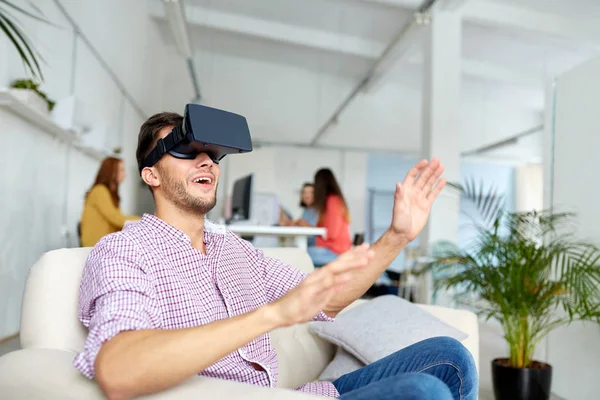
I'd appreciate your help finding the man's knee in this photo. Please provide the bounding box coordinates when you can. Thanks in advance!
[420,336,478,397]
[422,336,476,369]
[402,374,453,400]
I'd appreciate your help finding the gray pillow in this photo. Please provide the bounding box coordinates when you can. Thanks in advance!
[318,346,365,382]
[310,295,468,365]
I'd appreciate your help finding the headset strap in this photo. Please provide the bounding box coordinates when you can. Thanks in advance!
[141,125,185,171]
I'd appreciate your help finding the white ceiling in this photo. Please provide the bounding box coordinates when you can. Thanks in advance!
[150,0,600,160]
[493,0,600,20]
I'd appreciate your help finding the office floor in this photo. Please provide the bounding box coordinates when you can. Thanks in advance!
[0,326,565,399]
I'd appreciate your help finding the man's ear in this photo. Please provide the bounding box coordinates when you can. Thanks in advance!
[141,167,160,189]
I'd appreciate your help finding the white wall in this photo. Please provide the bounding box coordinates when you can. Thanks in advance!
[460,81,543,154]
[221,145,367,236]
[514,163,543,212]
[544,54,600,399]
[0,0,176,338]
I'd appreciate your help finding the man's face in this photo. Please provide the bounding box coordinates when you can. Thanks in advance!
[146,126,220,215]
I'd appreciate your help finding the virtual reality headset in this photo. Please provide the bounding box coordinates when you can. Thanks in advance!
[141,103,253,171]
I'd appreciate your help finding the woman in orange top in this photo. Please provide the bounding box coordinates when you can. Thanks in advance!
[80,157,139,247]
[307,168,352,267]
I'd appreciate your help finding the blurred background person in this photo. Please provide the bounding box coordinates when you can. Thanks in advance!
[295,182,318,229]
[79,157,139,247]
[277,182,318,247]
[308,168,352,266]
[279,183,317,228]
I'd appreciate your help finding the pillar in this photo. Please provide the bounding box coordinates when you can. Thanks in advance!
[419,10,462,303]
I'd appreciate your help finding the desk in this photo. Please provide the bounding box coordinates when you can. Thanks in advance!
[226,225,326,250]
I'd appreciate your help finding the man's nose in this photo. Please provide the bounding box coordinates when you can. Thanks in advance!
[194,152,214,168]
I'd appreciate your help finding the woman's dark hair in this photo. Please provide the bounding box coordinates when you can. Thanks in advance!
[313,168,350,223]
[299,182,314,208]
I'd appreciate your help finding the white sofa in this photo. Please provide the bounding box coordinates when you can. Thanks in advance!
[0,246,479,399]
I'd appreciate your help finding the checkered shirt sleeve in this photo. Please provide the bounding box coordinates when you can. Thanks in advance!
[73,234,163,379]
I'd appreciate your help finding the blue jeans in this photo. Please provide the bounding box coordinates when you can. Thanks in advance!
[307,246,339,267]
[333,336,478,400]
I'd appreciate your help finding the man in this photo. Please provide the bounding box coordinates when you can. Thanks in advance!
[74,111,477,400]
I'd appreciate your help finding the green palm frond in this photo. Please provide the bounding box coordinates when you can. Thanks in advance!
[435,179,600,368]
[448,178,505,229]
[0,0,53,24]
[0,0,51,80]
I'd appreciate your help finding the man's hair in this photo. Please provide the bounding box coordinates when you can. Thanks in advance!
[136,112,184,174]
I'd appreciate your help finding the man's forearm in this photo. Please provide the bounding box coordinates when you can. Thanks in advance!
[323,229,408,316]
[95,304,282,400]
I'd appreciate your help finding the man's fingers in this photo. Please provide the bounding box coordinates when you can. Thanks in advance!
[394,182,404,201]
[403,159,429,186]
[327,248,374,274]
[426,178,447,200]
[335,243,370,263]
[304,269,350,298]
[414,158,440,189]
[333,272,352,286]
[424,163,444,191]
[317,272,352,296]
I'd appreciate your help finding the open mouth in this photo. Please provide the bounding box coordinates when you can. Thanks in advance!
[191,176,214,188]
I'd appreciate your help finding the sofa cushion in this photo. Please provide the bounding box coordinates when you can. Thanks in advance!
[318,346,365,382]
[309,295,468,365]
[270,322,336,389]
[261,247,315,274]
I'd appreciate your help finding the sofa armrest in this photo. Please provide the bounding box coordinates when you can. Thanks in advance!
[0,348,323,399]
[0,348,104,400]
[417,304,480,374]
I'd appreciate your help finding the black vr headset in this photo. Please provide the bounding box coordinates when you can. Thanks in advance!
[141,104,253,172]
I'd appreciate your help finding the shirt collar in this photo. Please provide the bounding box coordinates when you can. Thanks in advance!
[138,213,226,245]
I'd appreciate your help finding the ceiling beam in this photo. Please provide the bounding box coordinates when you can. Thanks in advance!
[360,0,471,93]
[150,0,550,88]
[460,59,543,87]
[149,2,384,59]
[253,139,418,156]
[409,55,543,87]
[361,0,600,47]
[359,0,469,11]
[462,1,600,48]
[358,0,422,8]
[366,56,543,94]
[309,0,442,146]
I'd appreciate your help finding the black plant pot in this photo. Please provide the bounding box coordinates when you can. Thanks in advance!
[492,358,552,400]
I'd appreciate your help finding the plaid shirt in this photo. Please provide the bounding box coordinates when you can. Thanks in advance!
[73,214,339,397]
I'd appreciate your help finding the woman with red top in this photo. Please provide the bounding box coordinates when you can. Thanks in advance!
[308,168,353,267]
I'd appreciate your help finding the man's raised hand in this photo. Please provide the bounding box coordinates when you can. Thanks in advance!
[389,157,446,242]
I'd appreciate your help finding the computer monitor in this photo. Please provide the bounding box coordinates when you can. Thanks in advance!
[230,174,253,222]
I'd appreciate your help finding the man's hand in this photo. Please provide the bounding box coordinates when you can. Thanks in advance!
[270,244,375,325]
[390,157,446,243]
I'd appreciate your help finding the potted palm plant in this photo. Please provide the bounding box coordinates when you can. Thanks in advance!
[432,180,600,400]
